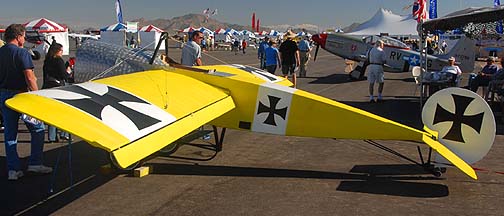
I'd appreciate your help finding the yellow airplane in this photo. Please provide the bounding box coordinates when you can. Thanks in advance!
[6,37,496,180]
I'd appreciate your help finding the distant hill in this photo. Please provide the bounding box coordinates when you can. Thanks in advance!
[132,14,262,33]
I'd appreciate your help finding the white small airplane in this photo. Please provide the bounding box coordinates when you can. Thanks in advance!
[311,33,475,77]
[68,33,101,41]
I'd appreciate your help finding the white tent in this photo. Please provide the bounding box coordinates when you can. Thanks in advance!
[240,30,256,41]
[347,8,418,36]
[24,18,70,55]
[180,26,196,33]
[139,25,165,50]
[100,23,128,46]
[214,28,232,43]
[197,27,214,36]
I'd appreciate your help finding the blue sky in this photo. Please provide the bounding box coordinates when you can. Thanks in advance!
[0,0,494,30]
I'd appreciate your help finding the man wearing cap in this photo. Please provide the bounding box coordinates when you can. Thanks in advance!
[279,31,300,87]
[441,56,462,86]
[367,40,386,103]
[470,57,499,93]
[298,36,311,78]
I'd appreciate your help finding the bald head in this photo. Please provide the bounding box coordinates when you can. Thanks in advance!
[376,40,384,48]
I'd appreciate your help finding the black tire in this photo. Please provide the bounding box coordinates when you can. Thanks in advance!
[32,50,41,60]
[108,152,140,171]
[159,143,179,155]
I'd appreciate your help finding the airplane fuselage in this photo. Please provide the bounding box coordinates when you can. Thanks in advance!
[313,33,475,73]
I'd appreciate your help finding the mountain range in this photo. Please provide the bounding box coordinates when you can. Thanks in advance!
[130,14,330,34]
[131,14,254,33]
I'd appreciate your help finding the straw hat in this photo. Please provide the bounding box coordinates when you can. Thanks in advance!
[448,56,455,61]
[285,31,296,39]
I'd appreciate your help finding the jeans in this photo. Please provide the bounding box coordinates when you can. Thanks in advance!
[48,125,69,141]
[1,90,46,171]
[259,56,266,70]
[265,65,277,74]
[299,51,309,77]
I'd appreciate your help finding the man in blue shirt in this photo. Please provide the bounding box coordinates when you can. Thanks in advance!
[258,37,269,69]
[264,41,281,74]
[0,24,52,180]
[298,36,312,78]
[470,57,499,93]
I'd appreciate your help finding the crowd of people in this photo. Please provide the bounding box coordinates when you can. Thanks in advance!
[179,30,315,88]
[256,31,313,87]
[469,56,504,99]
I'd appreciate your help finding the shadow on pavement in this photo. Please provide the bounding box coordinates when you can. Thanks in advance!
[0,141,115,215]
[339,165,448,197]
[310,74,358,85]
[147,162,447,198]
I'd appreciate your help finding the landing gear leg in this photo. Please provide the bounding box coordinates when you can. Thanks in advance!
[417,147,446,177]
[212,126,226,152]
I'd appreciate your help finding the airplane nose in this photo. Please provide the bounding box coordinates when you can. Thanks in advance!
[312,33,327,48]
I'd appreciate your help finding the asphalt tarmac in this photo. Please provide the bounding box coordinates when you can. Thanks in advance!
[1,42,503,215]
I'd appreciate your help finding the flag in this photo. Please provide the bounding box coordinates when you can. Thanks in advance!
[496,0,503,34]
[412,0,427,23]
[115,0,123,24]
[429,0,437,19]
[256,19,260,32]
[203,8,210,15]
[252,13,256,31]
[212,9,218,15]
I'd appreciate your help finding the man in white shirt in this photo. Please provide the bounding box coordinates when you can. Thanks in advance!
[441,56,462,86]
[367,40,386,103]
[181,31,203,66]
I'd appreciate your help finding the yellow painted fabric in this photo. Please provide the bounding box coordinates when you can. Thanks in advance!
[112,96,235,168]
[7,70,234,153]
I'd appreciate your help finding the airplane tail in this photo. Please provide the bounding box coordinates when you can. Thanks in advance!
[442,37,475,73]
[227,82,496,179]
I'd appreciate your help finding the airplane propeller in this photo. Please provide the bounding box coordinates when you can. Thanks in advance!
[313,44,319,62]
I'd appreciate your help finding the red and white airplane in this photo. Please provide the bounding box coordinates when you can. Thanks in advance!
[311,33,474,74]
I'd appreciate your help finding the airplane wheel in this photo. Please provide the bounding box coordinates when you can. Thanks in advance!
[31,51,41,60]
[108,152,140,171]
[159,143,179,155]
[432,167,443,177]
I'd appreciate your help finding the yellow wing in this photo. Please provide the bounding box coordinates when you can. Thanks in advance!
[6,69,235,168]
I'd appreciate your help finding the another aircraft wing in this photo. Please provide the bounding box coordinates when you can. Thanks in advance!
[422,6,504,32]
[6,69,235,168]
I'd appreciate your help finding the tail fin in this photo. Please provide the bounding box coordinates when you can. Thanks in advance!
[443,37,475,73]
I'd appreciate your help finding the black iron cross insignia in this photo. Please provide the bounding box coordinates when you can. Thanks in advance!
[433,94,484,143]
[257,95,287,126]
[57,85,161,130]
